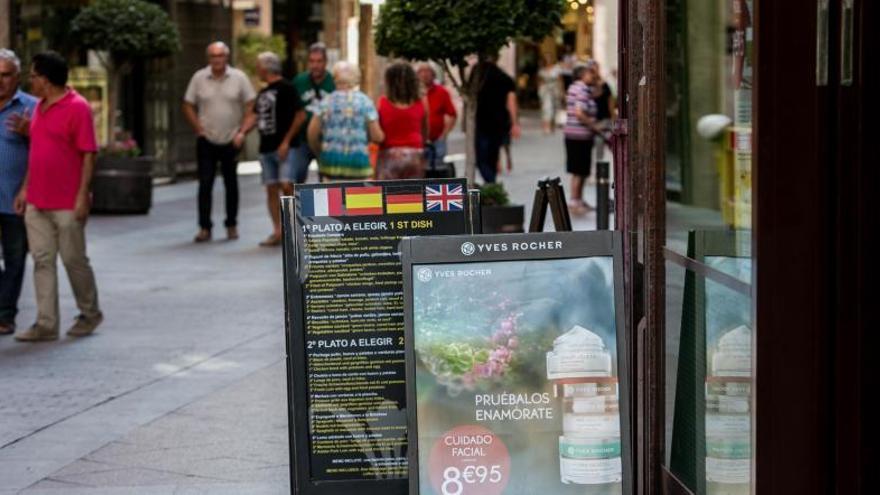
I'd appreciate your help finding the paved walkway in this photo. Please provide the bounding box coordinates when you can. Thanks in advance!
[444,114,610,231]
[0,115,606,493]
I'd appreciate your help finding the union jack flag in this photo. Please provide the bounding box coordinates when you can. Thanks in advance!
[425,184,464,211]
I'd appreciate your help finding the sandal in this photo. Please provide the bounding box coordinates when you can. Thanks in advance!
[259,234,282,247]
[567,200,587,216]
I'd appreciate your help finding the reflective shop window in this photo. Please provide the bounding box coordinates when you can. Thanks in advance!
[663,0,754,494]
[666,233,752,494]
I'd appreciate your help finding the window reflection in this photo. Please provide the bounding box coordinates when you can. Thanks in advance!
[704,256,751,494]
[665,0,754,246]
[664,0,755,492]
[667,232,752,494]
[730,0,753,230]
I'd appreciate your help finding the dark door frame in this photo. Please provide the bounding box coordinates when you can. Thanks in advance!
[616,0,666,492]
[753,0,831,492]
[834,1,875,492]
[754,0,872,491]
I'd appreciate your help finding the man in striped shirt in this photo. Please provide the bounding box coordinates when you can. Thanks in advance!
[0,49,36,335]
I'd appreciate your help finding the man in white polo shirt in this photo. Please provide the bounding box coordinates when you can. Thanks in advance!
[183,41,256,243]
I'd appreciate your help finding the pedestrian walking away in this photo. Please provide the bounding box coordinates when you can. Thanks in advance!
[474,56,520,184]
[307,62,384,181]
[417,62,457,177]
[183,41,256,243]
[537,57,563,135]
[13,51,103,342]
[376,63,427,180]
[0,49,35,336]
[589,60,616,166]
[292,43,335,183]
[559,47,576,92]
[563,64,600,215]
[240,51,306,247]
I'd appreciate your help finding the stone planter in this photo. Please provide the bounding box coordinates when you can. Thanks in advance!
[481,204,525,233]
[91,155,153,214]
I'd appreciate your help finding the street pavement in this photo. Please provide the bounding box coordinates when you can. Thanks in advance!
[0,114,604,493]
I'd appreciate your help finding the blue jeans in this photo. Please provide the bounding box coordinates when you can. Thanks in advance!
[291,141,315,182]
[476,132,503,183]
[0,213,28,324]
[259,150,304,184]
[427,139,448,169]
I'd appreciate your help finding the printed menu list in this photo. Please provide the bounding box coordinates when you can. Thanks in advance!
[296,181,468,482]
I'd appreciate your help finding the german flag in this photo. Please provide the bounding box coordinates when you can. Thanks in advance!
[344,186,384,215]
[385,185,424,214]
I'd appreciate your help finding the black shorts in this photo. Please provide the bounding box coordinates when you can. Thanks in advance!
[565,138,594,177]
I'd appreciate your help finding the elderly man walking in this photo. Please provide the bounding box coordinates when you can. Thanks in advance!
[183,41,256,243]
[12,51,102,341]
[0,49,36,336]
[241,52,305,247]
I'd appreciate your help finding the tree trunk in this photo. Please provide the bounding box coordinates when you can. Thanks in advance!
[462,93,478,186]
[443,60,481,186]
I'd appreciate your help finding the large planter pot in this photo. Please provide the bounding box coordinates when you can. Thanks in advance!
[481,204,525,233]
[92,155,153,214]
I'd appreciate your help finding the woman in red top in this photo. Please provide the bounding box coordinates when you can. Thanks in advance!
[376,63,427,179]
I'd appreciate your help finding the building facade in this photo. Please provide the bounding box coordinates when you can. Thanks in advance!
[3,0,232,177]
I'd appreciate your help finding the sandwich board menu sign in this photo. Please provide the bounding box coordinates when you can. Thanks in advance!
[281,178,470,495]
[401,231,632,495]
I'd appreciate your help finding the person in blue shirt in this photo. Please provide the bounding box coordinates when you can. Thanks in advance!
[0,49,36,335]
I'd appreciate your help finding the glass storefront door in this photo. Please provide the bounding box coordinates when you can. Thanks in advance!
[662,1,754,493]
[619,0,870,492]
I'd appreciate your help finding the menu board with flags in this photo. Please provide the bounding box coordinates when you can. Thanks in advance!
[281,178,470,495]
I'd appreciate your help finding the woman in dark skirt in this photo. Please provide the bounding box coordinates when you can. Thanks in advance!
[563,64,599,214]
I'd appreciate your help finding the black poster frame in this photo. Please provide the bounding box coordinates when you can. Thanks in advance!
[281,178,470,495]
[400,231,632,495]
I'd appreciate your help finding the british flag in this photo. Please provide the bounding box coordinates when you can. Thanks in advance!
[425,184,464,211]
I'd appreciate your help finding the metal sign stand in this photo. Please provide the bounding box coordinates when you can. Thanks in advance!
[528,177,573,232]
[596,160,612,230]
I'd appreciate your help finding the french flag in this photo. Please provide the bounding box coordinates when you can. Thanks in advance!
[300,188,344,217]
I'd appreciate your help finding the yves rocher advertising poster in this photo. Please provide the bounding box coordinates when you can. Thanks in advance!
[402,232,631,495]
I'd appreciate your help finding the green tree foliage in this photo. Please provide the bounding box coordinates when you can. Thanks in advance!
[71,0,180,146]
[375,0,564,85]
[71,0,179,65]
[236,32,287,79]
[375,0,565,182]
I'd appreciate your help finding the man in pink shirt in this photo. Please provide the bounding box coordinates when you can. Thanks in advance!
[12,51,102,342]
